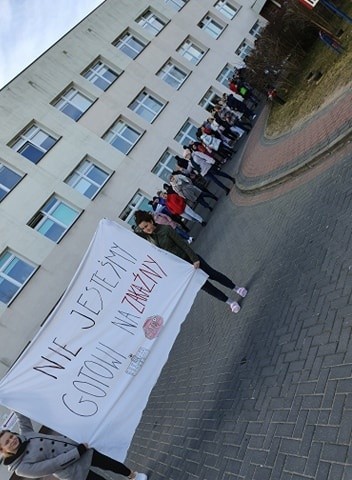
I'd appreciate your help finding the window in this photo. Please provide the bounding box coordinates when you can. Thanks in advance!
[103,119,143,154]
[175,120,198,146]
[152,150,177,181]
[65,158,110,199]
[0,250,36,305]
[157,61,189,89]
[217,63,234,86]
[0,164,22,201]
[164,0,187,10]
[235,39,253,59]
[129,91,165,123]
[82,60,120,91]
[249,20,264,39]
[53,87,93,121]
[114,31,147,59]
[120,191,151,225]
[177,38,207,65]
[136,10,166,36]
[199,88,222,112]
[198,14,225,39]
[11,124,58,164]
[28,196,80,243]
[214,0,240,19]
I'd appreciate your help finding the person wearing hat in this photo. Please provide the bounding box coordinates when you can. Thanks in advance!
[0,412,147,480]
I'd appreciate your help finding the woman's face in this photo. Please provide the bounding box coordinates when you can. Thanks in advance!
[0,432,20,455]
[138,220,156,235]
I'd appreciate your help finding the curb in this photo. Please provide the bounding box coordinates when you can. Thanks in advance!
[234,88,352,194]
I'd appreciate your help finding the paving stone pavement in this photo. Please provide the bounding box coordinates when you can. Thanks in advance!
[119,135,352,480]
[237,86,352,191]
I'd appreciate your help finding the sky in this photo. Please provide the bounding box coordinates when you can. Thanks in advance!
[0,0,105,88]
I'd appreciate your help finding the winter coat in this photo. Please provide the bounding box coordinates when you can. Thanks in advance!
[190,151,215,177]
[169,175,201,203]
[165,193,186,215]
[146,225,199,263]
[5,413,93,480]
[200,134,221,152]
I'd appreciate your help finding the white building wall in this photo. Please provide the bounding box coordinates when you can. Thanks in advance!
[0,0,266,447]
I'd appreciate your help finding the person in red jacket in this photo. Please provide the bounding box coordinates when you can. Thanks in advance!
[158,191,207,226]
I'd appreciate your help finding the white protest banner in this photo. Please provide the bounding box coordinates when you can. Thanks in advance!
[0,219,207,460]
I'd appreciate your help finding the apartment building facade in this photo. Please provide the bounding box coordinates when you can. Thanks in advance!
[0,0,267,437]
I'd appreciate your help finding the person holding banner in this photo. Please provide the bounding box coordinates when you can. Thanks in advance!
[134,210,247,313]
[0,412,147,480]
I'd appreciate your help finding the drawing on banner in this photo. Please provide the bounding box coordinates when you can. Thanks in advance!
[126,347,151,376]
[143,314,164,339]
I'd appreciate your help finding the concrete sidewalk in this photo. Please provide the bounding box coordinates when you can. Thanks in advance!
[122,87,352,480]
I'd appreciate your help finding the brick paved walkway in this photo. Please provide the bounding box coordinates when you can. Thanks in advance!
[120,89,352,480]
[237,86,352,191]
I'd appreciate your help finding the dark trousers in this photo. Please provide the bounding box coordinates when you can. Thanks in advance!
[204,168,234,192]
[198,191,217,209]
[197,256,235,302]
[86,450,131,480]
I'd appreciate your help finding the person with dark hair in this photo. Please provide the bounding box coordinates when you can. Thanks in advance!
[157,190,207,226]
[149,196,190,232]
[223,93,256,120]
[212,105,252,135]
[169,172,217,211]
[134,211,247,313]
[197,126,233,160]
[0,412,147,480]
[229,79,259,106]
[189,145,235,195]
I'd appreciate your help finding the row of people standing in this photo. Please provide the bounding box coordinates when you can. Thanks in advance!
[132,71,258,314]
[144,70,260,236]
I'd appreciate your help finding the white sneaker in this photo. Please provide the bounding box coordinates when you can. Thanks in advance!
[187,237,194,244]
[234,286,247,298]
[229,301,241,313]
[135,474,148,480]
